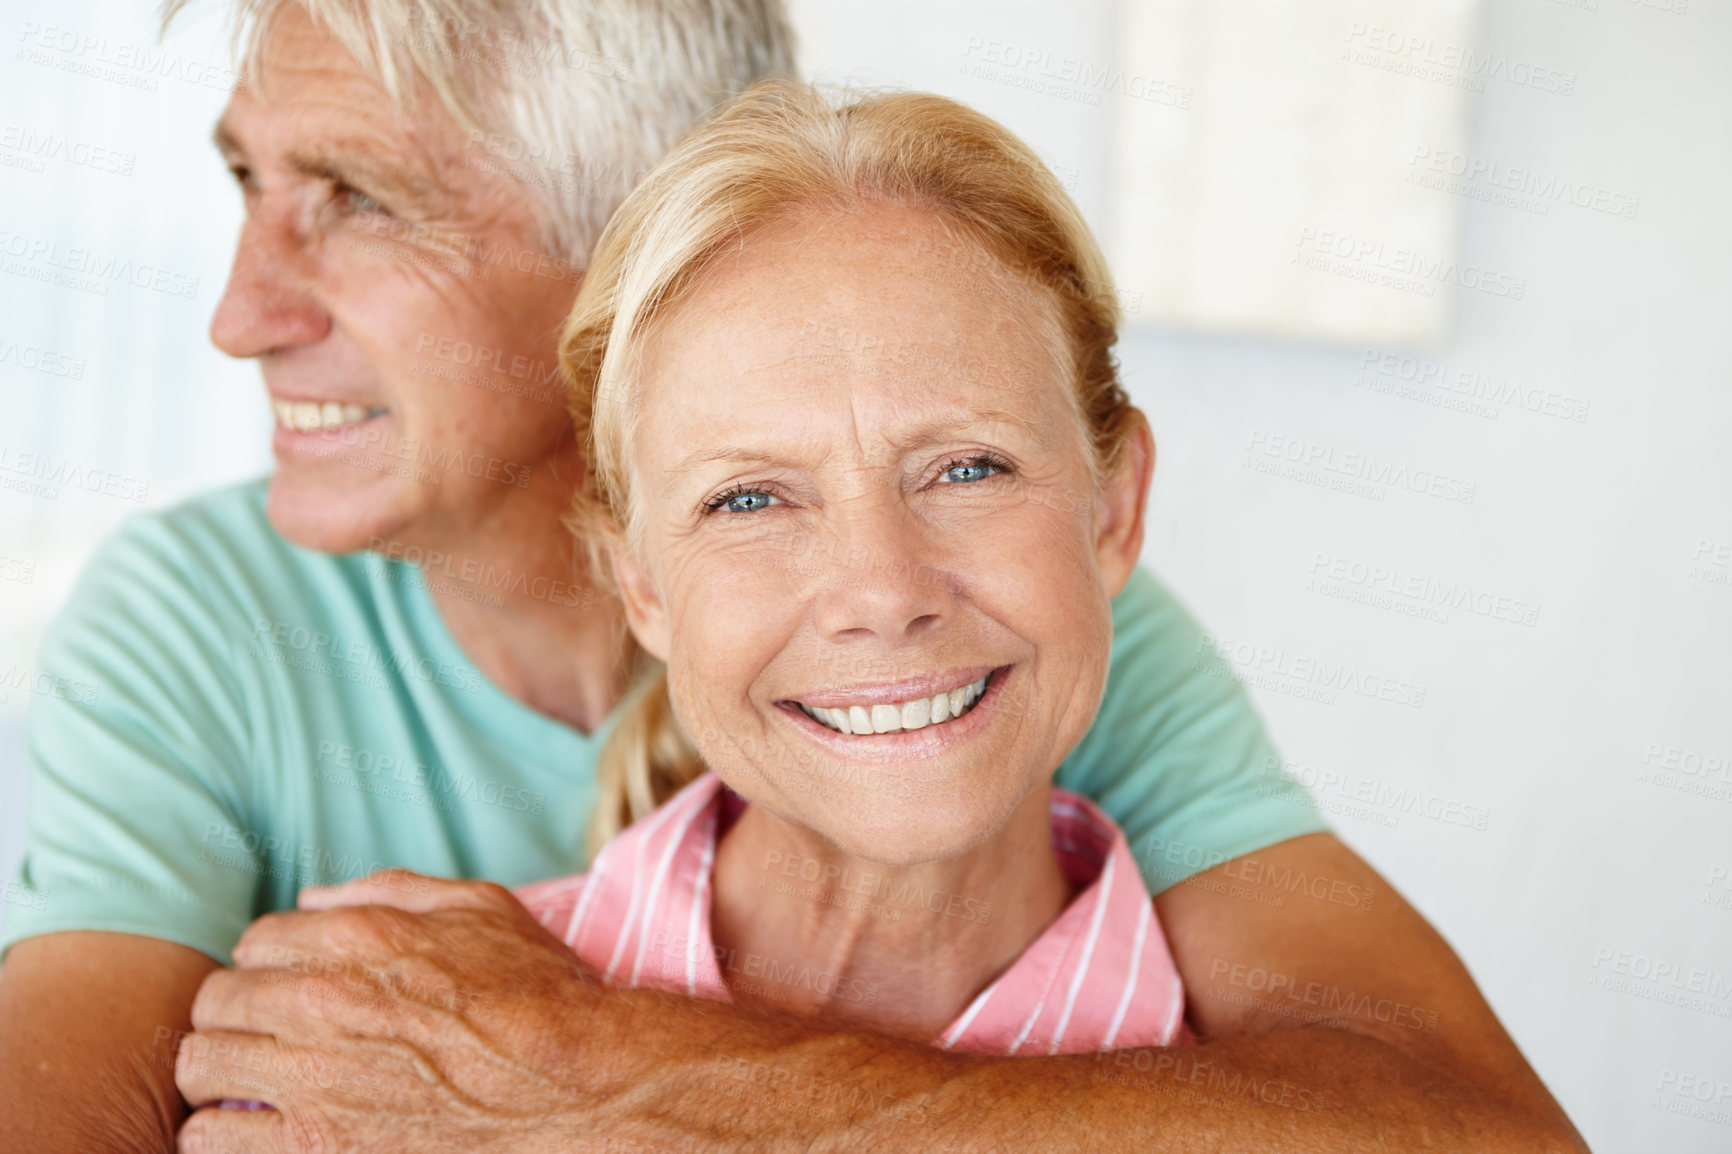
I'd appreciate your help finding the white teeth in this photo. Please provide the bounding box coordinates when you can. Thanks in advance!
[799,675,993,736]
[272,399,383,432]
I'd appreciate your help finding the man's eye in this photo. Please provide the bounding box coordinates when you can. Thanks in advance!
[340,185,385,214]
[709,489,780,514]
[940,458,1004,484]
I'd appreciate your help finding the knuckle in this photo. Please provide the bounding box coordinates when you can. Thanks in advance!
[173,1038,200,1091]
[233,911,293,963]
[462,878,516,910]
[328,905,396,951]
[175,1110,215,1154]
[297,969,378,1022]
[189,971,233,1027]
[281,1108,335,1154]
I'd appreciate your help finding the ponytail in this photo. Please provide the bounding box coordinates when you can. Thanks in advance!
[588,661,707,858]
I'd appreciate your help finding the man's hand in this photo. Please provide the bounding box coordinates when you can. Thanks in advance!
[176,840,1589,1154]
[175,872,645,1153]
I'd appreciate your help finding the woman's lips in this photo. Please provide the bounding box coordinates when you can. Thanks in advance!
[792,673,990,735]
[775,666,1013,759]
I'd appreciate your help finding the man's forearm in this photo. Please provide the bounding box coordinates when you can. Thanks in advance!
[0,933,214,1154]
[174,873,1587,1153]
[561,983,1583,1154]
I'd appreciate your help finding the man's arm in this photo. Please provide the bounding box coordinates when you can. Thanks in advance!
[173,840,1586,1154]
[0,509,267,1150]
[0,932,218,1154]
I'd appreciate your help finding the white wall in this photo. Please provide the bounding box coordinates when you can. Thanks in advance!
[786,0,1730,1148]
[2,1,1728,1150]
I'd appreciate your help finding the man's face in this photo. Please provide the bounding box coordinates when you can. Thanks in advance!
[211,6,581,553]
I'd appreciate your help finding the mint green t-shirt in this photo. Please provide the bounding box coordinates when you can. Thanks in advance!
[2,481,1326,964]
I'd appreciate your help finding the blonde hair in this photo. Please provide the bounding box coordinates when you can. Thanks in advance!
[161,0,795,264]
[563,79,1142,854]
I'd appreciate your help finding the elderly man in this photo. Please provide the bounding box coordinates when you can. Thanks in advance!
[0,1,1585,1151]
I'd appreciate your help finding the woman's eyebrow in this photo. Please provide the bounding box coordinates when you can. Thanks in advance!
[875,409,1046,452]
[669,446,804,480]
[668,411,1046,480]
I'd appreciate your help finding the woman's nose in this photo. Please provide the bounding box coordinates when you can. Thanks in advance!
[808,504,954,643]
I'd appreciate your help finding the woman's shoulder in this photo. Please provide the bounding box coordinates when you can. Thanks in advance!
[515,873,590,941]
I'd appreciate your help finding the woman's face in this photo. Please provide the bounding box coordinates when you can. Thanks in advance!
[612,203,1149,867]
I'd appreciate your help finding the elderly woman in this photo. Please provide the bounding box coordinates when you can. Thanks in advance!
[515,80,1191,1052]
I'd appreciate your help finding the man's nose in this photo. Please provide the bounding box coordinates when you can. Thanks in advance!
[810,504,955,643]
[209,205,329,359]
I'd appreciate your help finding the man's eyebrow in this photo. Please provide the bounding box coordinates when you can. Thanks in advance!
[209,121,442,208]
[211,121,244,162]
[287,142,442,204]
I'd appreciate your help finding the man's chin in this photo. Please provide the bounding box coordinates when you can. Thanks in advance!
[264,472,413,556]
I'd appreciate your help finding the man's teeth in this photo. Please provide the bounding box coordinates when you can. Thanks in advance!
[273,400,382,432]
[798,676,989,736]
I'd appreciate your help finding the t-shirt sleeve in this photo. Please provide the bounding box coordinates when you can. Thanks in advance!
[2,515,260,964]
[1054,567,1330,895]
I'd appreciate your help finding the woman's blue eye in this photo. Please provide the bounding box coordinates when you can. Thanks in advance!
[721,491,775,513]
[942,460,999,483]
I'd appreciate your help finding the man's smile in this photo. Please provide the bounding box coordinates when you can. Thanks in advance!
[269,397,389,433]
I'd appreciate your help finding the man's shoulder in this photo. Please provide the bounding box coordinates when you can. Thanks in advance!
[47,478,378,668]
[1103,565,1210,681]
[71,479,368,610]
[96,477,340,576]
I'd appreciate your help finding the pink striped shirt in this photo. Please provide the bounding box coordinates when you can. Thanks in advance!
[517,775,1193,1055]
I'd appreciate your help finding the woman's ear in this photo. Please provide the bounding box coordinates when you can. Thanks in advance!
[1093,418,1155,599]
[608,542,671,662]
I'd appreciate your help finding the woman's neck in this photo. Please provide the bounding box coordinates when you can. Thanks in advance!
[708,784,1075,1041]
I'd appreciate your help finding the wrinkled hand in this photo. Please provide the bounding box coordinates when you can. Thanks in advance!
[174,870,648,1153]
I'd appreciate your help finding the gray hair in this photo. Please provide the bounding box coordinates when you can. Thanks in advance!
[162,0,796,265]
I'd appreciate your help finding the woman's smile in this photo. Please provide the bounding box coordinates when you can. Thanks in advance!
[775,664,1012,754]
[783,664,997,732]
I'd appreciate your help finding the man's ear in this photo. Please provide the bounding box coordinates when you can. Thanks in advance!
[1093,417,1155,599]
[608,541,671,663]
